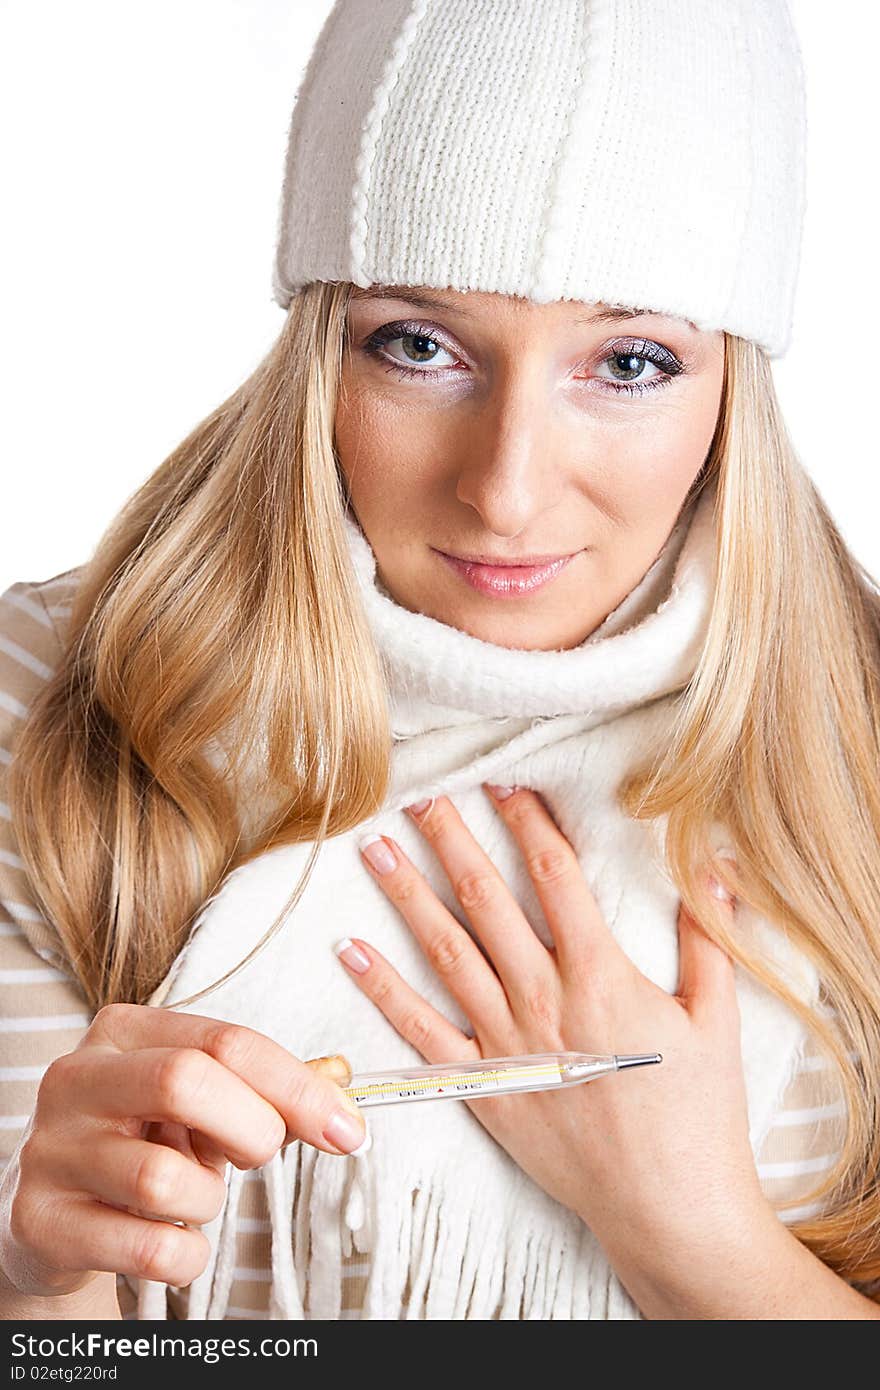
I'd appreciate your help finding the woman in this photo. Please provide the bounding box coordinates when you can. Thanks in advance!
[0,0,878,1320]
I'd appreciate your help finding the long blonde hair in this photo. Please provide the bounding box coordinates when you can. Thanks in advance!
[8,280,880,1295]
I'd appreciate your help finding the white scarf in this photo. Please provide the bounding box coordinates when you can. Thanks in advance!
[139,475,818,1320]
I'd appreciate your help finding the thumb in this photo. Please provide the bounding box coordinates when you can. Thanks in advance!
[303,1053,365,1132]
[304,1053,353,1086]
[677,870,738,1018]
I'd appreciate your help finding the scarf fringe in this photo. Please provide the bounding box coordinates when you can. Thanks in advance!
[137,1137,645,1320]
[266,1147,303,1318]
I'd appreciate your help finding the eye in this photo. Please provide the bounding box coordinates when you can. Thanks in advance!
[360,320,463,379]
[358,323,687,396]
[587,338,685,397]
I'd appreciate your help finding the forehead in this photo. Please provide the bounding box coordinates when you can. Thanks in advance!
[349,282,699,333]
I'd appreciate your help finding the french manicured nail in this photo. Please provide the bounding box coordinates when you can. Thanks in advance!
[324,1107,372,1156]
[333,936,371,973]
[357,832,397,875]
[406,797,433,816]
[485,782,516,799]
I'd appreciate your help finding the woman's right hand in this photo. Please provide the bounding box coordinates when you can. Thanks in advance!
[0,1003,369,1302]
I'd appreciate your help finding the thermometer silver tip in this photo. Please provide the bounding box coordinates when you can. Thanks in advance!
[614,1052,663,1070]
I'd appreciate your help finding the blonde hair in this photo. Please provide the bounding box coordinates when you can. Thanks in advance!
[8,280,880,1296]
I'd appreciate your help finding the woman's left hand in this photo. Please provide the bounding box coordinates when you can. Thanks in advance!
[336,784,772,1261]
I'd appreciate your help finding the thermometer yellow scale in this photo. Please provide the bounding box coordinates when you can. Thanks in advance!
[342,1051,662,1108]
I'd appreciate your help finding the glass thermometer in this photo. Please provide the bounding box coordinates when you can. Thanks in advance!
[341,1050,662,1108]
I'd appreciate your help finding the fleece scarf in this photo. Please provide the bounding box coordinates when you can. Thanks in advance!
[138,475,818,1319]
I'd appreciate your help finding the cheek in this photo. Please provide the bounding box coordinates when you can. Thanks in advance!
[334,386,452,517]
[581,387,721,595]
[591,382,721,511]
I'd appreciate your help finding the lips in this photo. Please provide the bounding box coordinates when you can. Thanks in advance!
[436,550,577,598]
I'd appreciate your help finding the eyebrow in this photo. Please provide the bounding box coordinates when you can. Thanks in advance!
[349,283,685,328]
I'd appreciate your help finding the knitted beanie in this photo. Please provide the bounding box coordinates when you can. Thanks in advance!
[271,0,807,359]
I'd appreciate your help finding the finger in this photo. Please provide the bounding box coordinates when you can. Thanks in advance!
[333,936,482,1066]
[86,1060,402,1178]
[20,1193,211,1288]
[481,784,623,976]
[45,1047,286,1169]
[143,1121,229,1177]
[83,1005,368,1157]
[677,871,738,1022]
[47,1131,228,1226]
[49,1044,366,1167]
[356,831,512,1026]
[399,795,555,994]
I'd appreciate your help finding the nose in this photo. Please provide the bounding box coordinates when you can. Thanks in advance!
[453,361,566,537]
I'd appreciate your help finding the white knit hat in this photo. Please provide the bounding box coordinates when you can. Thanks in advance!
[271,0,807,358]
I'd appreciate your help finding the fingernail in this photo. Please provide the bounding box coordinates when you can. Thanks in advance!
[485,782,516,799]
[333,936,371,973]
[406,797,433,816]
[349,1127,372,1157]
[708,874,734,902]
[324,1108,371,1155]
[357,833,397,875]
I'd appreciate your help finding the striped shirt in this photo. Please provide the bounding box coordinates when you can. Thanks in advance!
[0,572,849,1320]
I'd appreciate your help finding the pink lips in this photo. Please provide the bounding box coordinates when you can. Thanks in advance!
[436,550,577,597]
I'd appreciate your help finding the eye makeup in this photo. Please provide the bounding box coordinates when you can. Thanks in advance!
[358,318,691,398]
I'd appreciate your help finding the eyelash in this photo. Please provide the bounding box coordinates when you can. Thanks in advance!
[360,319,686,396]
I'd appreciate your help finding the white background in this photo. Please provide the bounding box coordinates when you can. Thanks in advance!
[1,1,875,593]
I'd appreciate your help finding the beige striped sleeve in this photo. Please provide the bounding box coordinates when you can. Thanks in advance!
[0,573,144,1314]
[0,573,84,980]
[0,572,94,1156]
[756,1017,849,1225]
[0,573,89,1116]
